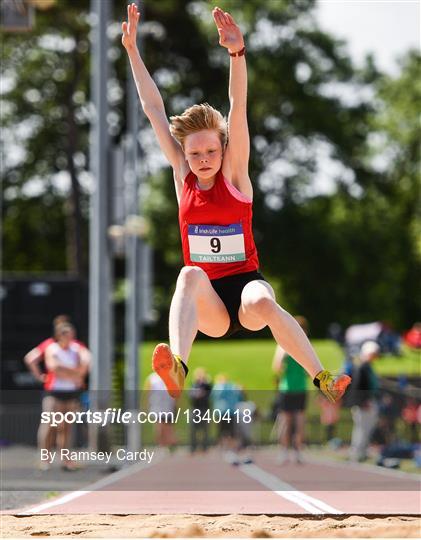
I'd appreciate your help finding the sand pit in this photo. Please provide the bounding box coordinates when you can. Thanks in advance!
[2,514,420,537]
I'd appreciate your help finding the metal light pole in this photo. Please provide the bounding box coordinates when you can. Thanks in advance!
[89,0,112,452]
[124,0,143,453]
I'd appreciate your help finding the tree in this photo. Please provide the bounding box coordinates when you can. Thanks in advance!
[367,51,421,327]
[5,0,414,338]
[2,0,92,276]
[263,51,421,334]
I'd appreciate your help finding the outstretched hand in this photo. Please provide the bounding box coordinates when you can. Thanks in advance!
[212,7,244,53]
[122,2,140,50]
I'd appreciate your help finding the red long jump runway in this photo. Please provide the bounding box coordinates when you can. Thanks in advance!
[251,449,421,515]
[14,449,420,516]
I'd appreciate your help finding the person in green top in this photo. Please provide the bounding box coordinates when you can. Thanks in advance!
[272,316,309,464]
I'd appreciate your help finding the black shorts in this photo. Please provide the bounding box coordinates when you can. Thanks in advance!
[219,418,235,438]
[210,270,266,337]
[278,392,307,412]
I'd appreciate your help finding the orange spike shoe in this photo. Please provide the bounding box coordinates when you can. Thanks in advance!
[152,343,186,399]
[314,370,351,403]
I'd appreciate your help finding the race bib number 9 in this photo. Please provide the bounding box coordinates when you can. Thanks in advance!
[188,223,246,263]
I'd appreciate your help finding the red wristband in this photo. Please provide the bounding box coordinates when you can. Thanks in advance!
[229,46,246,57]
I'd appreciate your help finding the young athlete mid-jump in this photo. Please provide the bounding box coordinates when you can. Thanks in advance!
[122,4,351,402]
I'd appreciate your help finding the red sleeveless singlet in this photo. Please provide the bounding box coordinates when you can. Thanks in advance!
[178,169,259,280]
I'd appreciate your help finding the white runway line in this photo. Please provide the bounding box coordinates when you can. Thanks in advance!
[17,490,91,514]
[238,463,343,515]
[18,450,166,515]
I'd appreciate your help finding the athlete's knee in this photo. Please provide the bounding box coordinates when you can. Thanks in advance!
[177,266,207,290]
[242,293,276,317]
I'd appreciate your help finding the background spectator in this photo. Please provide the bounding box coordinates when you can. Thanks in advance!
[347,340,380,462]
[404,322,421,351]
[211,374,241,452]
[272,316,309,465]
[402,398,421,443]
[318,396,341,444]
[234,386,257,465]
[44,323,90,470]
[145,372,177,449]
[189,368,212,453]
[24,317,90,469]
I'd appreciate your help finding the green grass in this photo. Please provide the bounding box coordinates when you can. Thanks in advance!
[139,339,420,388]
[107,339,419,448]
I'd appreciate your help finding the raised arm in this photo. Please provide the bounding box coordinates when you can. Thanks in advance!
[45,345,84,385]
[212,7,252,199]
[122,3,187,190]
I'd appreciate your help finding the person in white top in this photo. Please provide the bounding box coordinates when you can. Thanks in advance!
[144,372,177,448]
[44,323,90,470]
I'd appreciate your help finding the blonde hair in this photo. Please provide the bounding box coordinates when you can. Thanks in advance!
[169,103,228,150]
[53,314,69,327]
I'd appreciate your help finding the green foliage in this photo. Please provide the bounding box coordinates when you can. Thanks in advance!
[257,50,421,334]
[2,194,67,271]
[139,339,420,389]
[1,0,92,275]
[1,1,419,337]
[372,52,421,328]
